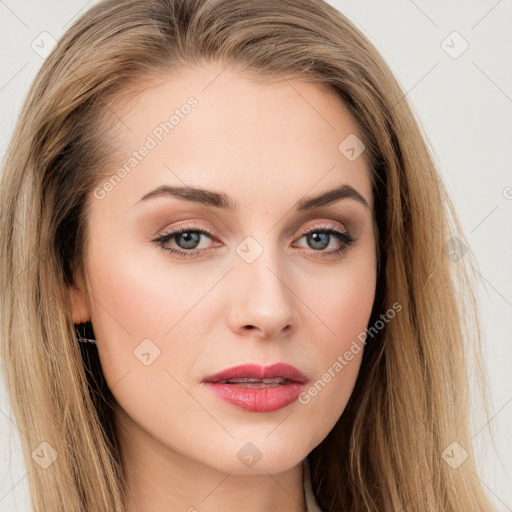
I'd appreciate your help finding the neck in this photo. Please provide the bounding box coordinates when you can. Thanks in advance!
[115,404,307,512]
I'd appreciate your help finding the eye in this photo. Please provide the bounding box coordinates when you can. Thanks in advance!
[293,222,356,259]
[152,223,219,259]
[152,222,356,259]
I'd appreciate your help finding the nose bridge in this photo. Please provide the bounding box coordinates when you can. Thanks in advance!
[228,232,298,337]
[236,228,287,283]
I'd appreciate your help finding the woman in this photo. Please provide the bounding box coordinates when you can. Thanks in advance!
[0,0,494,510]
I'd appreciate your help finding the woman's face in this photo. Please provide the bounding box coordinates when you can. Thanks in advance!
[71,62,377,476]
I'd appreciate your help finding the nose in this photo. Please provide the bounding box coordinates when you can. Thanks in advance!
[227,250,300,340]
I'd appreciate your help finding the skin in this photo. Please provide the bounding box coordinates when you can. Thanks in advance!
[70,61,377,512]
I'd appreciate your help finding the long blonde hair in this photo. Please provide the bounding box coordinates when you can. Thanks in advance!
[0,0,494,510]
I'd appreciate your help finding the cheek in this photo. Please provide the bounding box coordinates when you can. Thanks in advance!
[83,233,224,387]
[294,259,376,426]
[301,252,376,348]
[84,248,209,436]
[86,218,207,337]
[83,234,179,378]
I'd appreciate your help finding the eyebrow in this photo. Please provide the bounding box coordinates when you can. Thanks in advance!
[134,183,370,211]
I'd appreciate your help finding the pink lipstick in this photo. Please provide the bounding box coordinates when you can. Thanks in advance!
[202,363,308,412]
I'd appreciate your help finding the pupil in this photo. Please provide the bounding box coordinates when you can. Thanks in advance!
[308,232,329,250]
[177,232,200,249]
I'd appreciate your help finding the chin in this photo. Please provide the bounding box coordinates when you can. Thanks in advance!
[196,436,309,475]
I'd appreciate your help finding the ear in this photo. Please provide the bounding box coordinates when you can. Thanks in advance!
[69,271,91,324]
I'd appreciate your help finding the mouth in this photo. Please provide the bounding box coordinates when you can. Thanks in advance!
[215,377,291,387]
[202,363,308,412]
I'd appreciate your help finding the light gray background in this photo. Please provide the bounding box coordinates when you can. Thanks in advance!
[1,1,511,511]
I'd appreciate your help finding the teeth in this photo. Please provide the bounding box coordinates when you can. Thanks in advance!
[218,377,288,385]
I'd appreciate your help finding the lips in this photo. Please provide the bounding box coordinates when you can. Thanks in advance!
[202,363,308,412]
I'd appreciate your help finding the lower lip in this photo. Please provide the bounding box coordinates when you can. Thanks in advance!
[203,382,306,412]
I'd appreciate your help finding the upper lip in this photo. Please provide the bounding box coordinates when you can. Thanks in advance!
[202,363,308,384]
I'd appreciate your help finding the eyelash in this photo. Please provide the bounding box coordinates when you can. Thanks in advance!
[152,222,356,260]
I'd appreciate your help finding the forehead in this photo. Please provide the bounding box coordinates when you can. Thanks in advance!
[95,62,373,214]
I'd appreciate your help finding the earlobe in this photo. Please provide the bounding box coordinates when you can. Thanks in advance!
[69,273,90,324]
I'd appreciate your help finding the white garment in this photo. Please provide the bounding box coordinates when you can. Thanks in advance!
[303,458,323,512]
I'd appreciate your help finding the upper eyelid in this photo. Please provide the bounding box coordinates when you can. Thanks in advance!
[156,220,348,237]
